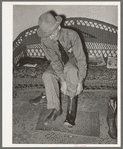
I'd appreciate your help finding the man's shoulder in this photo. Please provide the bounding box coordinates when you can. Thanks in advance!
[62,28,78,36]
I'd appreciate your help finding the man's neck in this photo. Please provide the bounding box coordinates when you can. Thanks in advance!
[52,28,62,42]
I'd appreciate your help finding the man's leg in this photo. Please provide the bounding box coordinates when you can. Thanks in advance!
[63,63,79,128]
[42,65,62,125]
[64,63,78,97]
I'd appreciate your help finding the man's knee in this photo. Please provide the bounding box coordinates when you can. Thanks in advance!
[64,63,78,84]
[64,63,78,75]
[68,67,77,75]
[42,71,52,81]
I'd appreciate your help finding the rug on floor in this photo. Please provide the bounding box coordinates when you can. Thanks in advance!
[35,108,100,137]
[35,93,100,137]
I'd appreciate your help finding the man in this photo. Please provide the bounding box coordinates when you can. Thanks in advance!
[37,11,87,128]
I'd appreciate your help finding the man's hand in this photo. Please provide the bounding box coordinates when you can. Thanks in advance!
[76,83,83,95]
[61,81,67,95]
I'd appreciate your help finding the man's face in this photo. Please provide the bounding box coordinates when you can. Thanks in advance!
[49,26,61,41]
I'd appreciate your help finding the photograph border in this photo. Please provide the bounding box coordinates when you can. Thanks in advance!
[2,1,122,148]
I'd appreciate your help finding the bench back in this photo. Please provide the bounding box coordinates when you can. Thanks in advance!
[13,17,117,65]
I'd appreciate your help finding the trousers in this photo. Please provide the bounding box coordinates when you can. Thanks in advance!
[42,62,79,109]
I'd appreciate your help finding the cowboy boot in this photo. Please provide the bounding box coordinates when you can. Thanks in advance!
[64,96,78,128]
[107,98,117,139]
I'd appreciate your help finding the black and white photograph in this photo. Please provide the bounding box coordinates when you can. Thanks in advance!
[2,1,121,147]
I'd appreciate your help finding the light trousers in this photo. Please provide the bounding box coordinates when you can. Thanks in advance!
[42,62,78,109]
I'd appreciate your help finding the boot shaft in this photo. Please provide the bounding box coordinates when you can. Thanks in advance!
[107,98,117,119]
[66,96,78,123]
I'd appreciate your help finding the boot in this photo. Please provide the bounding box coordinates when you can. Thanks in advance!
[44,108,62,126]
[107,98,117,139]
[28,94,46,105]
[64,96,78,128]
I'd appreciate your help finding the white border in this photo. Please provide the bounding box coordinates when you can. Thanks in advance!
[2,1,120,5]
[2,1,121,147]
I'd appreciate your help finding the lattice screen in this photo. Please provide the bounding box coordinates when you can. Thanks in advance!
[14,51,25,65]
[13,18,117,51]
[86,42,117,57]
[26,43,45,58]
[25,42,117,58]
[13,28,38,51]
[13,18,118,64]
[13,36,23,51]
[25,28,38,37]
[64,19,117,34]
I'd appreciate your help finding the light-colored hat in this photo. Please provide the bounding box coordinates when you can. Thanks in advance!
[37,11,62,38]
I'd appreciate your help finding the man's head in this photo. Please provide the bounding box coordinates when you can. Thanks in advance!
[37,11,62,40]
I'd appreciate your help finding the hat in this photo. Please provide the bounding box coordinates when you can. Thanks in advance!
[37,12,62,38]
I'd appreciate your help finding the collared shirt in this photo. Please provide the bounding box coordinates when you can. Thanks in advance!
[41,28,87,83]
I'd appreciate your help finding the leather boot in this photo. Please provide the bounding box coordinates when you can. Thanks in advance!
[44,108,62,126]
[107,98,117,139]
[28,94,46,105]
[64,96,78,128]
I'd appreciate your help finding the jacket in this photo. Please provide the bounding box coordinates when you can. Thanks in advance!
[40,28,87,83]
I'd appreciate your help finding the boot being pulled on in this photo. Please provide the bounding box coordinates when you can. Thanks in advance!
[64,96,77,129]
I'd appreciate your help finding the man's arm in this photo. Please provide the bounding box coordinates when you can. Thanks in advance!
[41,42,65,82]
[42,43,68,95]
[71,32,87,83]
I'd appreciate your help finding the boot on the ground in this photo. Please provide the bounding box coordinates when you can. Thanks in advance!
[107,98,117,139]
[28,94,46,105]
[64,96,78,129]
[44,108,62,126]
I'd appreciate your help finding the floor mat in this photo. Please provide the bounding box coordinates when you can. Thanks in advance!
[36,95,100,137]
